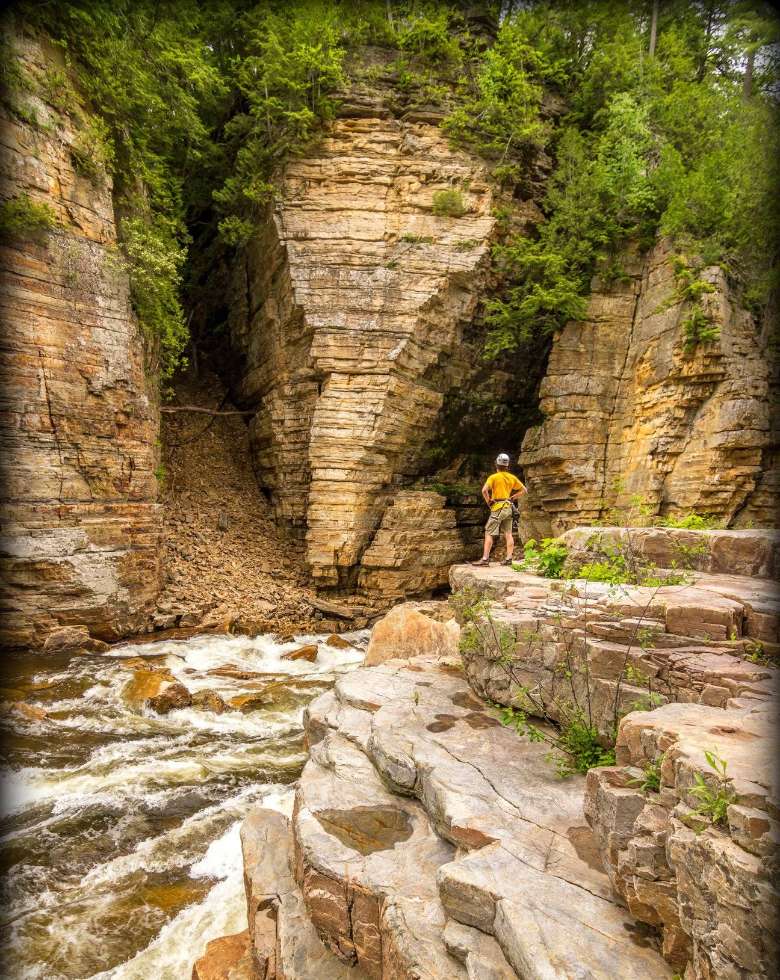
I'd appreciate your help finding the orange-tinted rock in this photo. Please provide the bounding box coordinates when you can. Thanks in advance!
[365,602,459,666]
[191,929,257,980]
[281,644,318,663]
[0,33,161,650]
[146,681,192,714]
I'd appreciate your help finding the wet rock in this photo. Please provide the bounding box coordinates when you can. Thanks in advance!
[146,681,193,714]
[191,929,256,980]
[281,644,318,663]
[191,690,227,714]
[325,634,352,649]
[42,626,110,655]
[3,701,48,722]
[123,667,176,707]
[365,603,459,666]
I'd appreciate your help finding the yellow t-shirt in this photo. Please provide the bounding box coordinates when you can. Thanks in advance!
[485,471,524,511]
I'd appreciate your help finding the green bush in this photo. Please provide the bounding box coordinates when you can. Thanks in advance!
[690,750,736,827]
[0,194,59,242]
[655,513,722,530]
[120,217,188,380]
[70,117,115,183]
[515,537,568,578]
[431,189,467,218]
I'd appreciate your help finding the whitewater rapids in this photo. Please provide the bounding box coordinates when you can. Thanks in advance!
[0,629,366,979]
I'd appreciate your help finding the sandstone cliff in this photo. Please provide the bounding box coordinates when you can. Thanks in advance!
[223,95,496,602]
[520,242,777,536]
[0,34,161,646]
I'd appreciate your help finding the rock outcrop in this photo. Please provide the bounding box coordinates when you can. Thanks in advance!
[239,652,672,979]
[0,32,161,647]
[225,99,495,600]
[520,242,778,536]
[447,528,778,978]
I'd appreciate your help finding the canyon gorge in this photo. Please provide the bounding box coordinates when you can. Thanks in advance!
[1,4,778,980]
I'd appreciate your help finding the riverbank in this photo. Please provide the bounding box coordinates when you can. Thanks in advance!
[213,527,779,979]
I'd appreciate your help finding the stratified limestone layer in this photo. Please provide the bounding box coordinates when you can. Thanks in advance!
[231,114,494,592]
[242,654,672,979]
[520,241,777,536]
[450,532,779,740]
[0,34,160,646]
[585,700,779,977]
[448,532,778,978]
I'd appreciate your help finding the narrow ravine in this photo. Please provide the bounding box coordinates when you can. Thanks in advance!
[0,631,366,979]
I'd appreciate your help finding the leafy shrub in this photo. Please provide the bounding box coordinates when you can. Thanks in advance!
[631,755,664,794]
[70,117,115,183]
[690,749,736,827]
[655,512,723,530]
[0,194,58,242]
[119,217,188,380]
[431,189,467,218]
[516,537,568,578]
[396,7,463,65]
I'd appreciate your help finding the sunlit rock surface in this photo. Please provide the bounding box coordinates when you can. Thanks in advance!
[520,241,778,536]
[0,34,161,647]
[227,108,495,598]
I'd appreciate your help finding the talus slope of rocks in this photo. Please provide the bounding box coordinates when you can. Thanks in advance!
[519,241,778,536]
[0,32,161,647]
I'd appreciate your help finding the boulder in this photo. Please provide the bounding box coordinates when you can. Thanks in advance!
[123,667,176,707]
[191,690,227,714]
[42,625,110,655]
[281,644,318,663]
[146,681,193,714]
[325,634,352,649]
[365,603,459,666]
[191,929,256,980]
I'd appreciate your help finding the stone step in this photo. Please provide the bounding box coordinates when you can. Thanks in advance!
[241,808,366,979]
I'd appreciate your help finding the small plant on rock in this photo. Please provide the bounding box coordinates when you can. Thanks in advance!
[631,754,664,794]
[432,188,467,217]
[515,537,568,578]
[690,749,736,827]
[0,193,59,242]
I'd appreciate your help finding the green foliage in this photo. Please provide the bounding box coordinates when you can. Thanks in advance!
[501,704,615,777]
[396,6,463,65]
[516,537,568,578]
[655,512,723,530]
[744,642,772,666]
[0,193,59,242]
[120,217,188,381]
[631,755,664,794]
[213,2,347,247]
[447,1,780,357]
[690,749,737,827]
[70,116,114,183]
[431,189,467,218]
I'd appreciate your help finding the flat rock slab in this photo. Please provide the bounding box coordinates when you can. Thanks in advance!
[305,657,672,978]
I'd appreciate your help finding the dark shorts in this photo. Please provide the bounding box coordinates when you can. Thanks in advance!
[486,504,513,536]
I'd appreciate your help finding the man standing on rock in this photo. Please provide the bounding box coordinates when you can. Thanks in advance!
[472,453,526,566]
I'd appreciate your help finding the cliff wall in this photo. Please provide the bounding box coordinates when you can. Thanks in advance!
[520,241,777,536]
[0,34,161,647]
[227,105,496,597]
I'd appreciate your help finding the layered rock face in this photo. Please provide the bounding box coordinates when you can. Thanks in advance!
[448,527,779,978]
[520,242,777,536]
[0,35,160,646]
[229,110,494,597]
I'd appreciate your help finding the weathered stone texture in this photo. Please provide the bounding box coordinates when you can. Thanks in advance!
[0,34,161,647]
[520,242,777,536]
[230,113,494,597]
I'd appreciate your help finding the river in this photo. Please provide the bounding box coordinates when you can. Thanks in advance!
[0,630,366,979]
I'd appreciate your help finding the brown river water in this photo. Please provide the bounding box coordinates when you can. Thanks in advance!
[0,630,366,979]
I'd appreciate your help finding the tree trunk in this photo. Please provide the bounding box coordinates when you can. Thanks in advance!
[649,0,659,56]
[743,47,754,98]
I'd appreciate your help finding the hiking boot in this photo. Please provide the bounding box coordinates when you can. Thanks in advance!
[471,558,490,566]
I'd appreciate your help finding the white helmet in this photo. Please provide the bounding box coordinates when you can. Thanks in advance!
[496,453,510,466]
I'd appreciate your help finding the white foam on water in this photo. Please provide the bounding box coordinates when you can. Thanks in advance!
[92,787,295,980]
